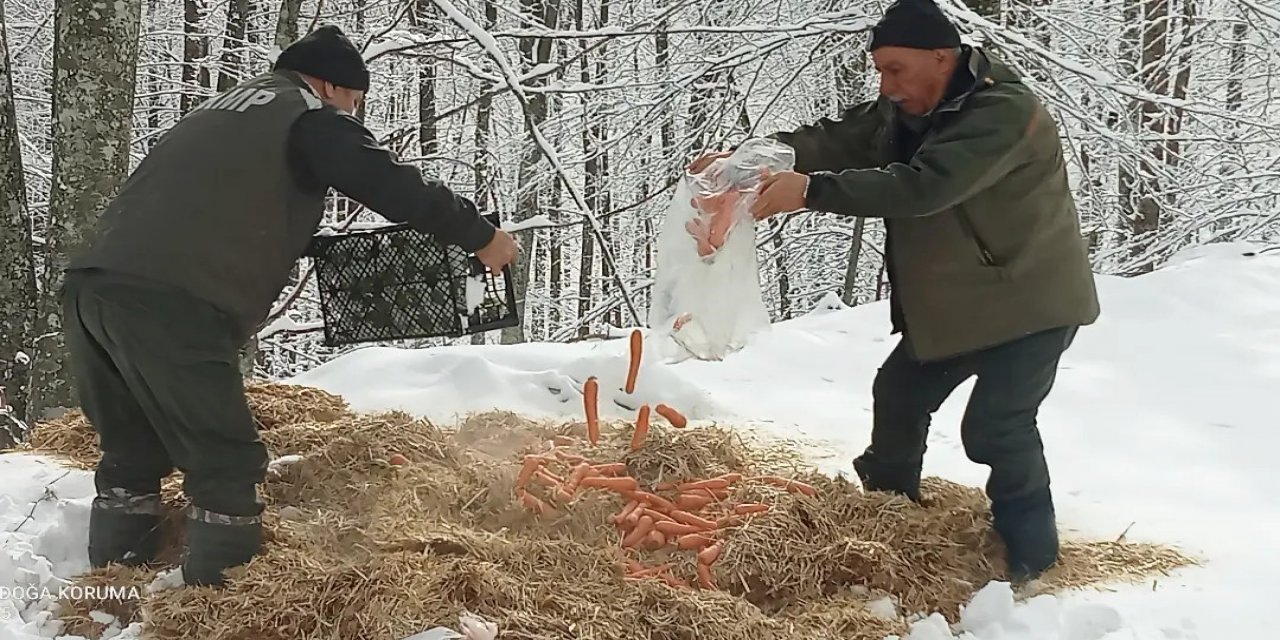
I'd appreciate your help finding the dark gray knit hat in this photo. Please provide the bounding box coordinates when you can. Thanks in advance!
[869,0,962,51]
[274,25,370,91]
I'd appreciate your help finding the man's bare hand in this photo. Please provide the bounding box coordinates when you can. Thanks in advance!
[687,150,732,175]
[750,169,809,221]
[474,229,518,273]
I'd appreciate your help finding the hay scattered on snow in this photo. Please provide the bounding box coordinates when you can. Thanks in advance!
[23,382,1196,640]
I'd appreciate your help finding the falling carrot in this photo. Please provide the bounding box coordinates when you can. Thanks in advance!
[533,469,562,487]
[655,403,687,428]
[631,405,651,451]
[626,329,642,394]
[519,490,550,514]
[580,476,640,493]
[515,455,544,490]
[584,377,600,445]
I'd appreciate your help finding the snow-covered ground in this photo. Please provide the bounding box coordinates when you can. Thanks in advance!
[2,241,1277,639]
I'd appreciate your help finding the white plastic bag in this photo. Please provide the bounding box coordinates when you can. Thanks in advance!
[649,138,796,361]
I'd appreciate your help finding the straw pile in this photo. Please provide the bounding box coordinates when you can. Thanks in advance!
[23,381,1195,640]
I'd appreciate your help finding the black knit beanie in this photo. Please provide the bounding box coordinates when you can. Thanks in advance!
[274,25,370,92]
[868,0,962,51]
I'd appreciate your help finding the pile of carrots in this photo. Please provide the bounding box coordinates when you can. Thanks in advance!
[513,329,818,590]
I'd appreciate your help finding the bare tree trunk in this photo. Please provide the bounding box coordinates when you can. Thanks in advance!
[501,0,560,344]
[470,0,496,345]
[834,28,867,306]
[218,0,251,91]
[1126,0,1169,272]
[771,218,791,319]
[182,0,211,114]
[0,2,37,426]
[275,0,304,48]
[29,0,143,421]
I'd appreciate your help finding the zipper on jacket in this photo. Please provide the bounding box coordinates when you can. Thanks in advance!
[956,209,997,267]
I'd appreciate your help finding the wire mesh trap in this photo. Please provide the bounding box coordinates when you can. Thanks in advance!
[303,215,518,347]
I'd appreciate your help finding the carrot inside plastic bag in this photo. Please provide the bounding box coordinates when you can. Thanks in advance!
[648,138,796,361]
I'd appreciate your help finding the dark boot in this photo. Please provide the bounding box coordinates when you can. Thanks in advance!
[87,488,163,568]
[991,487,1059,582]
[182,506,263,587]
[852,454,922,502]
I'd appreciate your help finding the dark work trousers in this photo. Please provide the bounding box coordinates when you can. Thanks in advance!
[853,325,1078,505]
[61,268,268,519]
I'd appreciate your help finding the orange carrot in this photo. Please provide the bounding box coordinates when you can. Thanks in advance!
[626,563,670,578]
[655,403,687,428]
[643,508,675,523]
[622,515,655,547]
[515,456,544,489]
[646,530,667,549]
[756,475,818,497]
[678,478,731,492]
[655,521,702,536]
[630,405,651,451]
[660,572,690,589]
[581,476,640,493]
[733,503,770,515]
[533,469,562,487]
[625,329,642,394]
[634,491,677,513]
[584,377,600,445]
[696,563,716,589]
[669,510,718,530]
[697,542,723,565]
[684,487,729,502]
[676,532,715,550]
[555,450,588,464]
[592,463,628,476]
[519,490,549,514]
[612,499,642,525]
[675,494,714,511]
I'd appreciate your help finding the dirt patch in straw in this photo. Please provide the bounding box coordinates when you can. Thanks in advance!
[26,382,1195,640]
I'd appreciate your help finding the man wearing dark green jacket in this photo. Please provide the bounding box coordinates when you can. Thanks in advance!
[691,0,1099,580]
[62,25,517,586]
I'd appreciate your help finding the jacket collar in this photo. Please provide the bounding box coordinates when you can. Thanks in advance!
[876,46,1015,124]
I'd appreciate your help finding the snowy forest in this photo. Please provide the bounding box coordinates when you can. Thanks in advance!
[2,0,1279,427]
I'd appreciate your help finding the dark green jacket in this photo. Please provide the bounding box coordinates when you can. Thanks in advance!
[69,71,495,343]
[772,47,1099,361]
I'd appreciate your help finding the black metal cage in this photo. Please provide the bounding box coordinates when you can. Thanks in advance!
[302,215,519,347]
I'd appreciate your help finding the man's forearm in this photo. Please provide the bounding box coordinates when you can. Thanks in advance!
[292,109,496,251]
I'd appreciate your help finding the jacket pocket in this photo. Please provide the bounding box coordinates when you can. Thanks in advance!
[954,206,997,267]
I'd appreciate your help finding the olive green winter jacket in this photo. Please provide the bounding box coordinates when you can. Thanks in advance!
[771,47,1100,361]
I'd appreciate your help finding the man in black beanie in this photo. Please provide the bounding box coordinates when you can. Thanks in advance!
[62,24,517,587]
[690,0,1099,582]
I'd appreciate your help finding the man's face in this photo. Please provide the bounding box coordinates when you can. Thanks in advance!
[873,46,954,116]
[316,81,365,116]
